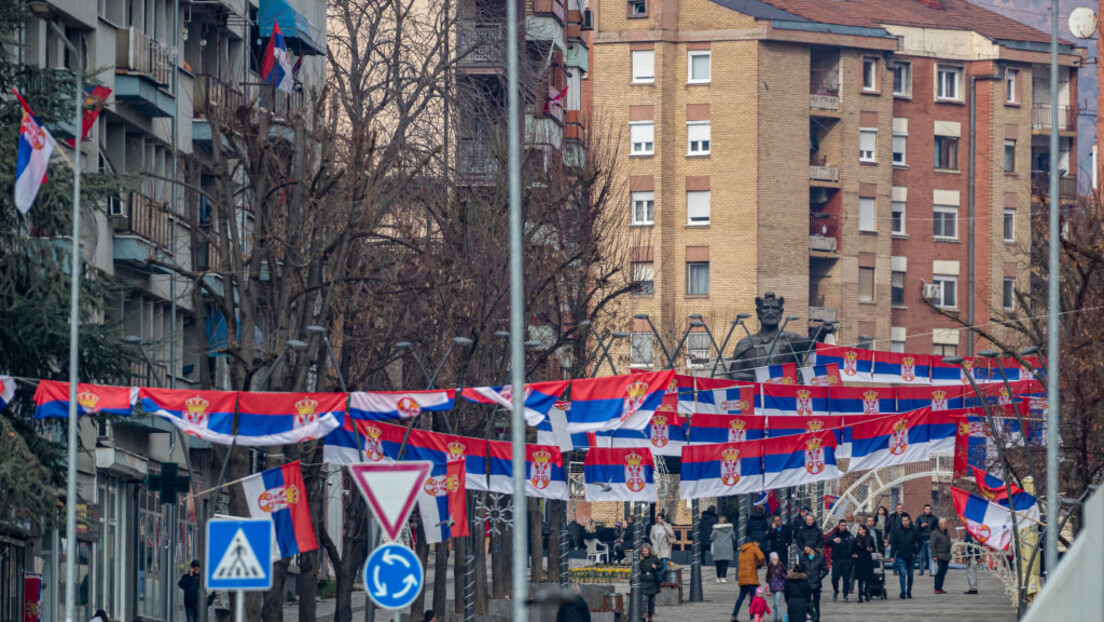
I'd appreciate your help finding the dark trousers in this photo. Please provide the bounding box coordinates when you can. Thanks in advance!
[810,588,822,622]
[185,609,198,622]
[934,559,950,591]
[832,559,853,596]
[895,555,915,595]
[715,559,730,578]
[732,584,757,617]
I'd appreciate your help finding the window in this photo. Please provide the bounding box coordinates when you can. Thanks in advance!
[892,201,906,235]
[933,344,958,357]
[891,270,905,305]
[630,121,654,155]
[1003,277,1015,310]
[893,62,912,97]
[687,332,711,367]
[862,57,878,91]
[934,135,958,170]
[892,130,907,165]
[933,205,958,240]
[1003,208,1015,242]
[631,50,654,83]
[628,0,647,17]
[891,340,906,353]
[859,128,877,162]
[1005,68,1019,104]
[936,65,962,101]
[933,274,957,309]
[631,261,655,294]
[688,51,711,83]
[687,261,710,295]
[631,332,653,366]
[859,267,875,302]
[686,190,711,225]
[631,191,655,225]
[1004,139,1016,173]
[687,121,711,155]
[859,197,876,232]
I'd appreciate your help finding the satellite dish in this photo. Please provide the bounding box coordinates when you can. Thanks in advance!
[1069,7,1097,40]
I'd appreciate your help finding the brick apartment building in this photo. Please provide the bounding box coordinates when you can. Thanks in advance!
[589,0,1083,369]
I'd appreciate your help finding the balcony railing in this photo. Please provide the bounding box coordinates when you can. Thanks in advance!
[242,82,303,120]
[195,74,244,119]
[1031,104,1076,131]
[457,138,499,179]
[809,306,838,322]
[810,213,839,254]
[115,192,172,249]
[531,0,566,23]
[116,27,172,87]
[809,165,839,183]
[457,25,505,67]
[1031,171,1077,199]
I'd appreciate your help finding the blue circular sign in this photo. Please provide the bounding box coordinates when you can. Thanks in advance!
[363,543,424,610]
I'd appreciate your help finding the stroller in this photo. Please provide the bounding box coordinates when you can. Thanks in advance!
[866,552,889,600]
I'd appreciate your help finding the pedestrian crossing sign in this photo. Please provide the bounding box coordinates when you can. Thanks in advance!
[206,518,274,591]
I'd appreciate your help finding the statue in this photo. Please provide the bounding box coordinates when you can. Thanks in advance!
[726,292,820,381]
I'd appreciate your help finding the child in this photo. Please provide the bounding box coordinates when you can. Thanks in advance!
[765,552,787,622]
[749,587,772,622]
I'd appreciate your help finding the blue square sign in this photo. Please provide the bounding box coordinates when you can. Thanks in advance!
[205,518,273,591]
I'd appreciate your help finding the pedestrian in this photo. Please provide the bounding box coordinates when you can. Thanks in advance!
[852,523,876,603]
[424,611,436,622]
[748,587,772,622]
[766,514,792,559]
[747,505,769,549]
[963,530,980,595]
[930,518,952,594]
[178,559,216,622]
[732,540,765,622]
[790,506,810,535]
[783,563,811,622]
[765,552,787,622]
[916,504,938,575]
[828,518,854,602]
[795,513,823,553]
[864,515,884,555]
[650,513,675,571]
[556,584,592,622]
[701,505,720,541]
[712,515,736,583]
[639,544,662,622]
[90,610,109,622]
[802,546,828,622]
[885,503,905,568]
[844,511,860,537]
[888,513,920,599]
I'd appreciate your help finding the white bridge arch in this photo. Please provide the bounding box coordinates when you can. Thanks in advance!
[821,454,955,530]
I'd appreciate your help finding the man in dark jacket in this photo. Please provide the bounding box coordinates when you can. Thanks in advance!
[889,514,921,599]
[796,513,824,552]
[828,519,855,602]
[178,560,216,622]
[801,546,829,622]
[767,513,792,558]
[746,504,769,548]
[930,518,953,594]
[556,584,592,622]
[700,506,719,564]
[865,514,885,554]
[915,504,939,575]
[885,503,905,569]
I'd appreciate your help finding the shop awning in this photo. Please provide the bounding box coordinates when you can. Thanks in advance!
[259,0,326,56]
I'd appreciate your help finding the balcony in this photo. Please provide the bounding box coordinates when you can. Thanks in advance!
[1031,171,1077,199]
[194,74,244,119]
[810,213,840,257]
[809,164,839,187]
[809,306,838,322]
[809,87,840,114]
[458,25,505,69]
[530,0,566,23]
[242,81,304,121]
[113,192,173,271]
[565,109,586,143]
[457,137,500,182]
[116,27,172,86]
[1031,104,1077,132]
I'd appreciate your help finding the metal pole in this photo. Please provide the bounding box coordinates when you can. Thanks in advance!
[627,501,643,622]
[506,0,528,615]
[1045,0,1061,577]
[968,76,979,358]
[688,377,703,602]
[234,591,244,622]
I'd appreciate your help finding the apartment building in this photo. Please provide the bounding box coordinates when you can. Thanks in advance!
[590,0,1082,370]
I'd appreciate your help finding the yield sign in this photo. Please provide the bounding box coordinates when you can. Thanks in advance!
[349,461,432,541]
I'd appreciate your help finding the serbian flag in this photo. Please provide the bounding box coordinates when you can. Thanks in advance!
[800,364,842,387]
[952,487,1014,551]
[322,416,405,465]
[0,375,16,412]
[688,413,765,444]
[533,401,583,451]
[896,385,968,412]
[140,388,237,441]
[766,415,844,439]
[758,384,830,417]
[755,363,798,385]
[261,22,294,93]
[754,490,781,514]
[13,89,56,214]
[953,412,997,477]
[23,575,41,622]
[403,428,489,491]
[669,376,744,414]
[583,446,655,501]
[487,441,568,500]
[872,351,931,385]
[632,405,687,457]
[34,380,136,419]
[231,391,343,446]
[826,385,896,417]
[839,415,888,459]
[928,356,966,386]
[349,389,454,421]
[567,370,674,432]
[240,460,318,558]
[813,344,874,383]
[849,410,950,471]
[972,466,1023,502]
[64,86,112,148]
[679,440,764,499]
[762,430,840,490]
[417,460,469,543]
[461,380,567,426]
[696,385,756,415]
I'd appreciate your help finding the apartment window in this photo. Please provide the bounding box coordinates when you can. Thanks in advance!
[859,267,875,302]
[1003,208,1015,242]
[893,62,912,97]
[687,333,711,367]
[631,261,655,294]
[891,340,906,353]
[892,130,907,165]
[859,128,877,162]
[628,0,647,17]
[933,344,958,357]
[1003,277,1015,310]
[933,205,958,240]
[859,197,876,232]
[686,190,711,225]
[687,121,711,155]
[936,65,963,101]
[631,50,654,83]
[933,274,957,309]
[862,57,878,92]
[891,270,905,305]
[688,51,711,83]
[687,261,710,295]
[1004,139,1016,173]
[934,135,958,170]
[631,332,654,366]
[631,191,655,225]
[1005,68,1019,104]
[891,201,906,235]
[630,121,654,155]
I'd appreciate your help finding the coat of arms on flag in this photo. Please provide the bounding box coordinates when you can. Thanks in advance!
[424,470,461,496]
[622,379,650,423]
[720,447,741,486]
[363,423,386,461]
[529,448,553,490]
[183,395,210,428]
[649,412,670,448]
[293,397,320,429]
[728,418,747,442]
[842,350,859,376]
[862,390,880,415]
[889,419,910,455]
[804,437,825,475]
[932,390,948,410]
[901,356,916,382]
[804,418,825,433]
[795,389,813,417]
[624,451,646,492]
[397,395,422,418]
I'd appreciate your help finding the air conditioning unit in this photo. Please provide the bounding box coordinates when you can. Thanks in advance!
[581,8,594,30]
[923,283,941,300]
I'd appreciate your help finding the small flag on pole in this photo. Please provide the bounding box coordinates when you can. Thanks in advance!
[261,22,295,94]
[13,89,56,214]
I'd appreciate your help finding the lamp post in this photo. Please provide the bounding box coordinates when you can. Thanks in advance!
[711,313,752,378]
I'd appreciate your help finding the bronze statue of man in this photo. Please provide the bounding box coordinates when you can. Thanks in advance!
[726,292,817,380]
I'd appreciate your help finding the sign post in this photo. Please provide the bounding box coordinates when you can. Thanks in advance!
[206,518,274,622]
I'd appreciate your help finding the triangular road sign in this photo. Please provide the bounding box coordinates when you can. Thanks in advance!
[349,461,432,541]
[213,528,266,580]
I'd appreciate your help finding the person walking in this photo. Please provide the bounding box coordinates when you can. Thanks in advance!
[556,584,592,622]
[963,530,980,595]
[639,544,662,622]
[802,546,828,622]
[178,560,217,622]
[765,552,787,622]
[732,540,765,622]
[930,518,952,594]
[90,610,109,622]
[864,515,884,555]
[828,518,854,602]
[885,504,905,564]
[747,505,769,549]
[650,513,676,570]
[712,515,736,583]
[795,513,823,554]
[888,514,920,599]
[852,523,876,603]
[766,514,792,560]
[915,504,938,575]
[701,505,720,563]
[748,587,772,622]
[783,563,811,622]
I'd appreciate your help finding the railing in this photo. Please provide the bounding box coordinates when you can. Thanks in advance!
[195,74,244,119]
[809,306,838,322]
[129,359,169,388]
[242,81,303,120]
[1031,171,1077,198]
[809,165,839,183]
[117,192,172,250]
[1031,104,1076,131]
[810,74,840,111]
[457,138,499,178]
[532,0,566,23]
[116,27,172,87]
[541,83,564,124]
[565,109,586,142]
[810,214,839,254]
[457,25,505,67]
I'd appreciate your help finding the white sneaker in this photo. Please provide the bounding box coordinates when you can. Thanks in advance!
[722,578,727,583]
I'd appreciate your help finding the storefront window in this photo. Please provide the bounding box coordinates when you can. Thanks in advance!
[137,488,164,619]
